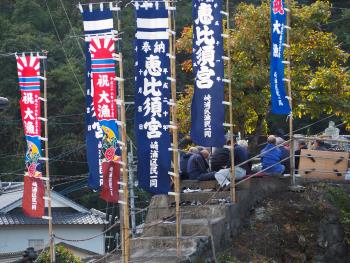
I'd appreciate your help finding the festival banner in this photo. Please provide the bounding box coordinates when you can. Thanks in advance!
[191,0,226,147]
[100,161,120,202]
[270,0,291,114]
[81,7,115,191]
[135,1,172,194]
[16,55,45,218]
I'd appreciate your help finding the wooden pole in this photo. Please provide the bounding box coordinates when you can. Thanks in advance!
[117,14,130,262]
[225,0,236,203]
[167,1,181,260]
[285,0,295,184]
[42,53,55,263]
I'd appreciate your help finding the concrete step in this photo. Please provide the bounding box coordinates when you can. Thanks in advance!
[179,203,229,219]
[180,191,230,203]
[180,180,217,190]
[143,217,225,237]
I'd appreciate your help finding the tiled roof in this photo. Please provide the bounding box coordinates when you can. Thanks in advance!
[0,209,107,226]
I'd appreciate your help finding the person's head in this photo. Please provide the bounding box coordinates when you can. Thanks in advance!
[225,134,236,145]
[196,146,204,152]
[188,147,199,154]
[314,139,324,147]
[237,139,248,149]
[275,137,285,146]
[200,149,210,160]
[267,135,276,145]
[298,140,307,149]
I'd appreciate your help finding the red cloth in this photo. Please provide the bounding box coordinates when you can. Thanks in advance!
[100,161,120,203]
[22,176,45,218]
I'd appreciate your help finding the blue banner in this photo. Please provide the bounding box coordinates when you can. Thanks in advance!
[191,0,225,147]
[82,8,114,190]
[270,0,291,114]
[135,1,172,194]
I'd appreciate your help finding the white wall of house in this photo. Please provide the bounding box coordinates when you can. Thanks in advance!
[0,225,105,255]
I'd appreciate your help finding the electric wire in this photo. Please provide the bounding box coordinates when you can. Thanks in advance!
[44,0,85,96]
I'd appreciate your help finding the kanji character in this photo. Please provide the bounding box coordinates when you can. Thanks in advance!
[98,90,111,103]
[97,74,110,87]
[143,97,162,117]
[196,45,215,67]
[195,25,215,46]
[143,77,162,97]
[142,41,151,53]
[273,0,284,15]
[150,178,158,187]
[154,41,165,53]
[98,104,111,118]
[22,92,34,104]
[196,66,215,89]
[24,121,35,134]
[273,44,279,58]
[273,20,282,34]
[144,55,162,77]
[24,108,35,120]
[195,3,214,25]
[144,117,162,139]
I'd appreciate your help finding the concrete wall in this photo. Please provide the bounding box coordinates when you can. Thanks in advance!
[0,225,105,255]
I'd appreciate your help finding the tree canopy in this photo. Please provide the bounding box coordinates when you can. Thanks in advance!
[176,0,350,146]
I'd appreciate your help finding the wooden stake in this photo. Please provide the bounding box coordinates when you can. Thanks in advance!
[43,54,55,263]
[285,0,295,184]
[225,0,236,203]
[167,2,181,260]
[117,15,130,263]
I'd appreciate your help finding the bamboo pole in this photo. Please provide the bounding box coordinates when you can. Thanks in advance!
[42,53,55,263]
[167,2,181,260]
[225,0,236,203]
[116,13,130,262]
[285,0,295,185]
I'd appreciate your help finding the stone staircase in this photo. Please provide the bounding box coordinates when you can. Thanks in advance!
[129,176,289,262]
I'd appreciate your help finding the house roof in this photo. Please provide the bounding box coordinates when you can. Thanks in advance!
[0,209,107,225]
[0,182,108,226]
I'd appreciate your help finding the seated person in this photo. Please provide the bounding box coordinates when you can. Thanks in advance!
[214,138,250,187]
[276,137,290,174]
[179,147,199,180]
[187,149,216,181]
[295,140,307,173]
[312,139,329,151]
[260,135,285,175]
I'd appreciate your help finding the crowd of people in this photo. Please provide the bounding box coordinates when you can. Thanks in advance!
[179,134,329,188]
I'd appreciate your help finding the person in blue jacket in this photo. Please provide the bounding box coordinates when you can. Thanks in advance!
[260,135,285,175]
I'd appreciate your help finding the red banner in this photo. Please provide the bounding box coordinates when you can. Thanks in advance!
[17,55,45,218]
[22,176,45,218]
[100,161,120,203]
[90,37,117,121]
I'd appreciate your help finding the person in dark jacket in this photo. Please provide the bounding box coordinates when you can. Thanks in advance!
[180,147,199,180]
[210,137,250,173]
[295,140,307,172]
[187,149,216,181]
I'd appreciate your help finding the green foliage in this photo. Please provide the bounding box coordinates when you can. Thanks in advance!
[36,245,83,263]
[176,0,350,146]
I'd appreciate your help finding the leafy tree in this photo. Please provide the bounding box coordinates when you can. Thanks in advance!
[36,245,83,263]
[176,0,350,147]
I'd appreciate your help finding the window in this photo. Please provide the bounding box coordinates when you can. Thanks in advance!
[28,239,44,251]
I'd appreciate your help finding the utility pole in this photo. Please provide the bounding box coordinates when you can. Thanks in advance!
[223,0,236,203]
[167,1,181,259]
[285,0,295,185]
[41,52,55,263]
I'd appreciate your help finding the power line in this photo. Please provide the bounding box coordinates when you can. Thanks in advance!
[57,0,85,57]
[44,0,85,96]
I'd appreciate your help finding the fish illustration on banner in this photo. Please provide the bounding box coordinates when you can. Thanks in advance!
[270,0,291,114]
[81,7,115,191]
[191,0,226,147]
[134,1,172,194]
[16,55,45,218]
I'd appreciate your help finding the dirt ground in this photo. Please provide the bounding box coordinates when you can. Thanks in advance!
[218,182,350,263]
